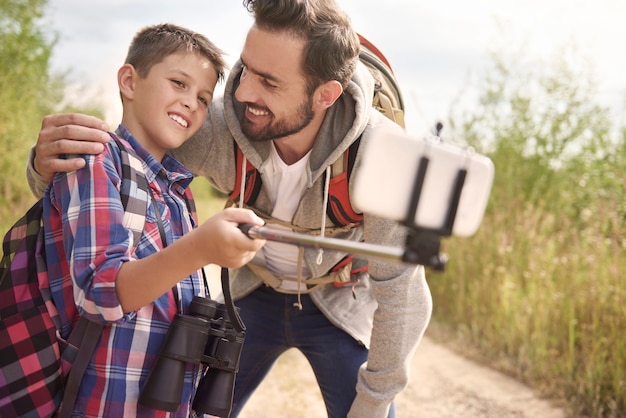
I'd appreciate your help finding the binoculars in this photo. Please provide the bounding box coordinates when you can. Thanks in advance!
[139,295,245,417]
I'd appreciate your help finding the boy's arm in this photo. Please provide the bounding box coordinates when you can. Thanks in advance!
[116,208,265,312]
[27,113,110,197]
[52,149,265,318]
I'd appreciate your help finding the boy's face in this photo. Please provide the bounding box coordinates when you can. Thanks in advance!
[121,52,218,159]
[234,26,316,142]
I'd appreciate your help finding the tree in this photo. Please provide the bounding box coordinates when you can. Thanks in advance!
[0,0,62,215]
[0,0,103,231]
[448,45,617,216]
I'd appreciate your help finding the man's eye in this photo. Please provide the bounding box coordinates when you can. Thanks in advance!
[262,79,277,89]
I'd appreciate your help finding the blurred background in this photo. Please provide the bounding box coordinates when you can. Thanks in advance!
[1,1,624,416]
[42,0,626,137]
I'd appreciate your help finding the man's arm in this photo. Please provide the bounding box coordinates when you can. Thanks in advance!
[26,113,110,197]
[348,216,432,418]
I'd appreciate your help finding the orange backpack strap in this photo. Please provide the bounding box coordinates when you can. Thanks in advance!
[181,186,199,225]
[330,253,370,288]
[229,141,262,206]
[230,139,363,228]
[326,137,363,226]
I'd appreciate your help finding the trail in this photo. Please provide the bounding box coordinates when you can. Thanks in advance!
[205,266,568,418]
[238,336,568,417]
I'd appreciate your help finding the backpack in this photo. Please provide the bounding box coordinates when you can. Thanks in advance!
[0,136,149,418]
[228,33,405,226]
[358,33,405,129]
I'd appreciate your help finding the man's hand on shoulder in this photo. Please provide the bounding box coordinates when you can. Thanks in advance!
[35,113,111,180]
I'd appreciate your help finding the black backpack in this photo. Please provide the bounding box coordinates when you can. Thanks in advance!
[0,136,149,418]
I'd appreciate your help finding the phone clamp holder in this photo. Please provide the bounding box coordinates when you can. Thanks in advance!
[400,154,467,271]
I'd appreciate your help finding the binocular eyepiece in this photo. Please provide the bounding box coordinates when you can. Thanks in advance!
[139,295,245,417]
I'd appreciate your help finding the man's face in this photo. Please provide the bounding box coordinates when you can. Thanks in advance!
[235,26,315,142]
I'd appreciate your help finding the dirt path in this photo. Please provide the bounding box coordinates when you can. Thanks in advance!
[237,335,567,418]
[206,267,568,417]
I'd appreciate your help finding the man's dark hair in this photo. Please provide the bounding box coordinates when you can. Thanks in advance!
[243,0,360,93]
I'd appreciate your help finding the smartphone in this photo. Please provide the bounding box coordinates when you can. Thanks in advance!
[352,132,494,237]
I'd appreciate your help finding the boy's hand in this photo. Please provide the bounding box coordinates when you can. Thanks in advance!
[35,113,111,180]
[198,208,266,269]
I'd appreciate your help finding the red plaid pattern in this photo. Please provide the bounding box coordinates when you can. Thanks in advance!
[1,135,152,417]
[0,201,63,418]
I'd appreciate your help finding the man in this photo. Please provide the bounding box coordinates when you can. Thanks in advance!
[28,1,433,417]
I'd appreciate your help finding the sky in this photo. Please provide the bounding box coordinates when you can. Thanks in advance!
[45,0,626,138]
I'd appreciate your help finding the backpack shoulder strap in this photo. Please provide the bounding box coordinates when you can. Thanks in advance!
[228,140,262,207]
[59,135,150,418]
[327,137,363,226]
[112,134,150,245]
[229,138,363,228]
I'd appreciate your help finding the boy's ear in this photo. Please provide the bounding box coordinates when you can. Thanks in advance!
[315,80,343,110]
[118,64,137,100]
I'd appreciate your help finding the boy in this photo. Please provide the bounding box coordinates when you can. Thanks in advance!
[42,23,265,417]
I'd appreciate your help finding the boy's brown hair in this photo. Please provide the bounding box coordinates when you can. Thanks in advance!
[125,23,227,83]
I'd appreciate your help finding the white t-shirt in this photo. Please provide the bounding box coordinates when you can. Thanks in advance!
[255,142,312,290]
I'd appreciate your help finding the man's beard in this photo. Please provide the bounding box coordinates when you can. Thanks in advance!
[241,95,315,142]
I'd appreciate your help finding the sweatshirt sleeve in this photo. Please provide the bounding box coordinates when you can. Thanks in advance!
[26,146,50,198]
[347,212,433,417]
[348,267,432,417]
[347,117,434,416]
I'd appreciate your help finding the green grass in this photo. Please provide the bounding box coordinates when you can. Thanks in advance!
[429,194,625,418]
[189,176,227,222]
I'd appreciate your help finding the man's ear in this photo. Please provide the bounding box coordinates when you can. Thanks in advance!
[117,64,137,101]
[316,80,343,110]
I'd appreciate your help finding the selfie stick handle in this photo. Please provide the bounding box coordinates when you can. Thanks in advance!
[238,224,405,262]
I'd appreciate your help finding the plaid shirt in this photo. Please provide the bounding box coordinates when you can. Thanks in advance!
[43,125,206,417]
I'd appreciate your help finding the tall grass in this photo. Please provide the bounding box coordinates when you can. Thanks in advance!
[430,51,626,417]
[434,193,625,417]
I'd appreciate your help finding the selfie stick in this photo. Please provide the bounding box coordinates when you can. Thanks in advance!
[238,146,467,270]
[238,224,405,262]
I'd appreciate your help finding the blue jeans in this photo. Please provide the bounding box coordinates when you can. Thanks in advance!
[230,285,395,418]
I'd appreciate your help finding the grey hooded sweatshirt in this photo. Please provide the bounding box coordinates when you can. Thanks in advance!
[27,60,433,418]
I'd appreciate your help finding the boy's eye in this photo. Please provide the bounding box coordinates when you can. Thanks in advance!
[198,96,209,106]
[172,79,185,88]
